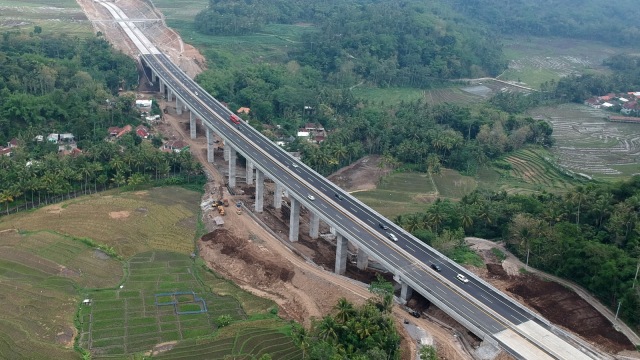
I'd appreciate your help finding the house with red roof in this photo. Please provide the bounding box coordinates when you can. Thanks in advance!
[161,140,188,153]
[136,125,150,139]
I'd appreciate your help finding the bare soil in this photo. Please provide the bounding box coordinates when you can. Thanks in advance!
[328,155,390,192]
[469,238,635,355]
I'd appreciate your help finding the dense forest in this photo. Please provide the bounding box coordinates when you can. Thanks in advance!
[0,31,139,144]
[195,0,507,87]
[0,30,202,213]
[396,178,640,327]
[451,0,640,47]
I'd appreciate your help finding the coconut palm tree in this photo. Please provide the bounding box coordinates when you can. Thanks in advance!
[333,298,355,324]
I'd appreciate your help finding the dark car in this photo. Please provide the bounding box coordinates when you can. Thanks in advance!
[430,264,442,272]
[379,223,389,230]
[335,193,345,200]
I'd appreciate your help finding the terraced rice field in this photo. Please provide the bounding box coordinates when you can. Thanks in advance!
[155,320,301,360]
[504,149,575,191]
[528,104,640,180]
[0,187,202,258]
[77,251,246,358]
[432,169,477,199]
[354,172,437,217]
[0,230,122,360]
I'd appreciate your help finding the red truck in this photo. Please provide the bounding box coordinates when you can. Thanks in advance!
[229,114,241,125]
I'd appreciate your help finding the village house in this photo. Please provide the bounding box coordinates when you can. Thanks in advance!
[584,92,640,115]
[0,147,11,156]
[47,133,75,143]
[161,140,188,153]
[107,125,133,139]
[237,107,250,115]
[136,125,150,139]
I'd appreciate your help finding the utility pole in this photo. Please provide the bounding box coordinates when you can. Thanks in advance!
[633,261,639,289]
[615,300,622,321]
[525,247,530,271]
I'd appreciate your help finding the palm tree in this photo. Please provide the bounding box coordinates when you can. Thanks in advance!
[112,172,127,188]
[460,205,474,231]
[0,189,14,215]
[317,316,340,341]
[333,298,355,324]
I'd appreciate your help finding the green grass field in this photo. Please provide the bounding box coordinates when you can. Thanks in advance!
[354,172,437,217]
[0,0,92,36]
[77,251,247,357]
[504,148,575,191]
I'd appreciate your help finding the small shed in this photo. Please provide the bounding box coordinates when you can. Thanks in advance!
[213,216,225,226]
[82,299,92,305]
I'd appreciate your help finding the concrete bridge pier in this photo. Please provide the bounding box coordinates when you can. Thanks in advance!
[255,169,264,213]
[224,143,230,162]
[228,146,237,188]
[309,212,320,239]
[176,97,183,115]
[400,282,413,303]
[356,248,369,270]
[159,80,165,96]
[335,233,347,275]
[151,72,157,85]
[289,197,300,242]
[189,112,197,139]
[246,161,254,185]
[206,127,214,163]
[274,183,283,209]
[167,88,173,102]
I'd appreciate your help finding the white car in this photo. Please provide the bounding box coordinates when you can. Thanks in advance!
[307,195,315,201]
[292,163,299,168]
[388,233,398,242]
[456,274,469,283]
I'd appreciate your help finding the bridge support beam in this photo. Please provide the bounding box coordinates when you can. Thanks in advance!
[335,233,347,275]
[206,127,214,163]
[274,183,283,209]
[176,97,183,115]
[228,146,236,188]
[309,212,320,239]
[246,161,254,185]
[255,169,264,213]
[356,248,369,270]
[289,197,300,242]
[189,112,196,139]
[400,282,413,303]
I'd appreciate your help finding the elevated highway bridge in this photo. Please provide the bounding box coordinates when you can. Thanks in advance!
[96,1,612,358]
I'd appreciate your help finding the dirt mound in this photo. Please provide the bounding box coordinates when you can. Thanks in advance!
[201,229,294,283]
[328,155,389,192]
[508,275,634,353]
[486,263,509,280]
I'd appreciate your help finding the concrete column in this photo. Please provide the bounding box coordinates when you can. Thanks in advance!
[228,146,237,188]
[224,143,229,162]
[309,211,320,239]
[151,72,157,84]
[176,97,182,115]
[335,233,347,275]
[255,169,264,213]
[159,80,165,96]
[206,127,214,163]
[246,161,254,185]
[190,112,196,139]
[167,88,173,101]
[400,282,413,303]
[356,247,368,270]
[274,183,283,209]
[289,197,300,242]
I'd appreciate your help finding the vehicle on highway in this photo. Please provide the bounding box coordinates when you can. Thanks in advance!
[431,264,442,272]
[195,91,198,96]
[379,223,389,230]
[388,233,398,242]
[335,193,345,200]
[229,114,241,125]
[307,195,315,201]
[292,163,299,168]
[456,274,469,283]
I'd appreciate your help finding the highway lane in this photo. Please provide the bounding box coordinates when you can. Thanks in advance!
[149,53,537,328]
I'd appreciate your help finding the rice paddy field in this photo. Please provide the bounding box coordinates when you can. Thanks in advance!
[0,187,202,258]
[77,251,248,358]
[0,0,91,36]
